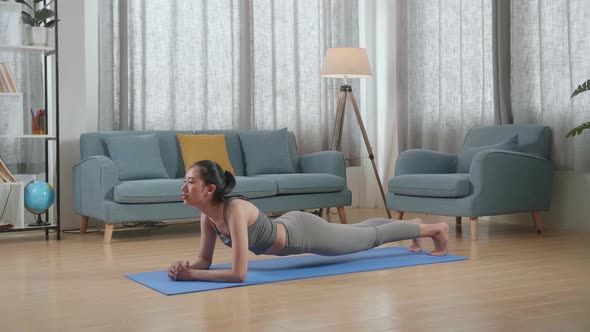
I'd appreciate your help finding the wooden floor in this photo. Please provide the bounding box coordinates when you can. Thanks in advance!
[1,208,589,332]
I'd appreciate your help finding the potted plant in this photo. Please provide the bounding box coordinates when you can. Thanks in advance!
[566,79,590,138]
[15,0,58,46]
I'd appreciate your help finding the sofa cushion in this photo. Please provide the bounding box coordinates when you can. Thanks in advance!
[231,176,278,198]
[256,174,345,195]
[177,134,235,174]
[388,174,471,198]
[458,134,519,173]
[238,128,295,176]
[104,134,169,181]
[114,176,278,203]
[114,179,184,203]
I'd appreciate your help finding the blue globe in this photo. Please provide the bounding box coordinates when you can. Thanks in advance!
[24,181,56,214]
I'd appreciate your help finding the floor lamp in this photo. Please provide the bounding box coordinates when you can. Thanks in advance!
[321,48,391,218]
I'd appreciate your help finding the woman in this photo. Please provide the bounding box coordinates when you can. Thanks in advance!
[168,160,449,283]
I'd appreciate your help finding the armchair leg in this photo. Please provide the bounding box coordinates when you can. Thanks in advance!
[455,216,462,228]
[469,217,479,241]
[531,211,544,234]
[80,216,89,234]
[104,224,114,244]
[336,207,348,224]
[394,211,404,220]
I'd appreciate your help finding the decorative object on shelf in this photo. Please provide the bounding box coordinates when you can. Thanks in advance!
[321,47,391,218]
[566,79,590,138]
[30,108,46,134]
[0,221,14,229]
[24,180,55,226]
[15,0,58,46]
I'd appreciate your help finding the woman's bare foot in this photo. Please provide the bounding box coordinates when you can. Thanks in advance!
[405,218,424,252]
[429,222,449,256]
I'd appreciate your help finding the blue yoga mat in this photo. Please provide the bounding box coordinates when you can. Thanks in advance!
[126,246,467,295]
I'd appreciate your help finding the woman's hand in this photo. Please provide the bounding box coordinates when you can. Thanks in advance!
[168,260,192,281]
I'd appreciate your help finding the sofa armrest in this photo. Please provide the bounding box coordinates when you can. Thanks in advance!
[395,149,458,175]
[469,150,553,208]
[73,156,120,219]
[301,151,346,180]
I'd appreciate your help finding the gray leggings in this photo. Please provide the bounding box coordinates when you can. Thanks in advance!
[275,211,420,256]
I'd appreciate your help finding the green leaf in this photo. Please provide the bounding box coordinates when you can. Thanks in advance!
[571,79,590,98]
[45,19,58,28]
[35,8,55,23]
[21,12,37,26]
[566,122,590,138]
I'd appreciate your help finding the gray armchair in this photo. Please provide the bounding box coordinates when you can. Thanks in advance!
[386,124,553,240]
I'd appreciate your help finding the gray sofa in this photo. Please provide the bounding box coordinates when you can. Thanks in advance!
[73,129,352,243]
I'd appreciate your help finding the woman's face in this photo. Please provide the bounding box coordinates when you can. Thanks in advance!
[182,167,214,206]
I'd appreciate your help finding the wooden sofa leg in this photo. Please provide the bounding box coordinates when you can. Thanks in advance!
[394,211,404,220]
[455,216,462,228]
[104,224,115,244]
[469,217,479,240]
[531,211,544,234]
[80,216,89,234]
[336,207,348,224]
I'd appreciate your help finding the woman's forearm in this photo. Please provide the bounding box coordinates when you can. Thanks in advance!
[188,257,211,270]
[189,268,246,283]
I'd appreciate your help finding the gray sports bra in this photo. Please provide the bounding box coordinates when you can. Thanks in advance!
[211,196,278,255]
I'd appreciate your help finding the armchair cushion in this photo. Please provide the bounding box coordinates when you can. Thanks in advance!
[458,134,519,172]
[389,174,471,198]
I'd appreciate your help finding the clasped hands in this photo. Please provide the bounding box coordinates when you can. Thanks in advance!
[168,260,192,281]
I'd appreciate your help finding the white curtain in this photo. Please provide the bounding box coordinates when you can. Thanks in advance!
[98,0,360,156]
[511,0,590,171]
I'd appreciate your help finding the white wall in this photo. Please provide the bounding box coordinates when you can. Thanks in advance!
[57,0,98,230]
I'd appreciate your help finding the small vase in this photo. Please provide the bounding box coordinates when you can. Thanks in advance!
[27,26,48,46]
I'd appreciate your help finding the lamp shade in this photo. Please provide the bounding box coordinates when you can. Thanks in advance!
[321,47,372,78]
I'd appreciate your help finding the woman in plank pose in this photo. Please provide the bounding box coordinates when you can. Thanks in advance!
[168,160,449,283]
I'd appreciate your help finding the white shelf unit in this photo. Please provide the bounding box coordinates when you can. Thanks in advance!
[0,0,60,238]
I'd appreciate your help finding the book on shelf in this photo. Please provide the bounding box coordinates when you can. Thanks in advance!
[0,67,9,93]
[0,221,14,229]
[0,154,17,182]
[0,63,17,93]
[0,171,8,183]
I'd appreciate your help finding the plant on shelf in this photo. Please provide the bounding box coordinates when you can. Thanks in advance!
[14,0,58,46]
[566,79,590,138]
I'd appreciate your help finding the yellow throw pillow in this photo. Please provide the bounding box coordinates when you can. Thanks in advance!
[177,134,235,174]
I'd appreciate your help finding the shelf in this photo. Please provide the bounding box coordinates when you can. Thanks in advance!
[0,44,55,55]
[0,92,22,97]
[0,224,58,233]
[0,135,56,139]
